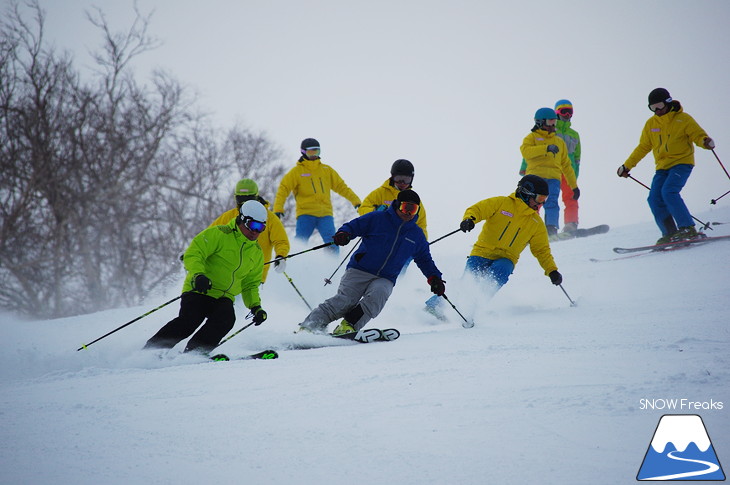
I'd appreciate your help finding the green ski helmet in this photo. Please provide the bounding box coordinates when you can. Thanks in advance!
[234,178,259,207]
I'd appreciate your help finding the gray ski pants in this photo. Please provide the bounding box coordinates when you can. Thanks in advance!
[299,268,394,332]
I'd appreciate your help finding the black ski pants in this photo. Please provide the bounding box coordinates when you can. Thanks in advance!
[143,292,236,354]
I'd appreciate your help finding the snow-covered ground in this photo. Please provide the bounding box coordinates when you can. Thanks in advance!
[1,206,729,484]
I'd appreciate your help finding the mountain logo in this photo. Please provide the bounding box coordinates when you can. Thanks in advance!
[637,414,725,481]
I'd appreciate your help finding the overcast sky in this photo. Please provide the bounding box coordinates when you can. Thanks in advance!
[26,0,730,235]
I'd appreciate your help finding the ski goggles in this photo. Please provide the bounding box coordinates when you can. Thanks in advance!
[543,119,557,126]
[303,148,320,157]
[393,176,413,187]
[242,216,266,233]
[649,102,666,112]
[235,195,257,207]
[557,108,573,117]
[398,201,420,216]
[522,190,548,204]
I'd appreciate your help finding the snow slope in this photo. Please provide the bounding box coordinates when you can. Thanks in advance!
[1,207,729,485]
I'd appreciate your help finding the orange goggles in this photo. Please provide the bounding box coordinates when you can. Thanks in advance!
[398,201,419,216]
[534,194,548,204]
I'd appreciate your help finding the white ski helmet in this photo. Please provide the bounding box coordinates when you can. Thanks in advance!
[238,200,268,224]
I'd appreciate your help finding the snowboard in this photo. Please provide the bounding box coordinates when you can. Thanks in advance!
[554,224,610,240]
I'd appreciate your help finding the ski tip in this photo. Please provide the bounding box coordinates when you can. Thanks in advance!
[210,353,230,362]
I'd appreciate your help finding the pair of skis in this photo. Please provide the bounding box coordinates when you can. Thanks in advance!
[210,327,400,361]
[591,234,730,262]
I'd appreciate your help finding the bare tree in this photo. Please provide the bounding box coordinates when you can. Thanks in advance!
[0,2,286,318]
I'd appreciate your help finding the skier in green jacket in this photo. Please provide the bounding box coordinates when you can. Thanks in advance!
[144,200,269,354]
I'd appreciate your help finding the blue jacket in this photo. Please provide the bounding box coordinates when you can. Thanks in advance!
[339,205,442,285]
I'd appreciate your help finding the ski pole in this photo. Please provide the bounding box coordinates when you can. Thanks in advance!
[559,284,577,307]
[710,189,730,205]
[264,242,334,265]
[283,271,313,310]
[441,294,473,328]
[428,228,461,246]
[77,295,182,351]
[324,238,361,285]
[211,318,255,352]
[627,175,713,230]
[711,149,730,181]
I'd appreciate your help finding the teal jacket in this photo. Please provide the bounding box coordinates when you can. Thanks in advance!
[520,120,581,177]
[182,218,264,307]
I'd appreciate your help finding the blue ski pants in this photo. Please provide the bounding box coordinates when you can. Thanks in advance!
[648,164,694,235]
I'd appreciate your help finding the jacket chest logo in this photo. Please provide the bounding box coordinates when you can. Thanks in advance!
[651,128,661,132]
[501,210,514,217]
[536,137,545,141]
[301,173,312,177]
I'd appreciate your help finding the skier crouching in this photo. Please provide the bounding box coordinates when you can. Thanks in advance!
[297,189,445,337]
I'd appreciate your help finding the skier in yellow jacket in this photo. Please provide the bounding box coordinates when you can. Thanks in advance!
[617,87,715,244]
[144,200,269,354]
[358,159,428,239]
[520,108,579,238]
[425,175,563,320]
[210,178,290,283]
[273,138,361,250]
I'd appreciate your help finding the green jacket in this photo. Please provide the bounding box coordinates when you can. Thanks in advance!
[182,218,264,307]
[520,120,581,177]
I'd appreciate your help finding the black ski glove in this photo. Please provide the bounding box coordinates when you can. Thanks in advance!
[192,273,212,294]
[427,275,446,296]
[333,231,352,246]
[546,144,559,155]
[250,305,268,325]
[460,218,475,232]
[617,165,630,177]
[549,270,563,286]
[572,187,580,200]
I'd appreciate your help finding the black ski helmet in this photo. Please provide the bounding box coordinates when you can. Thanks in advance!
[391,159,414,178]
[648,88,672,106]
[516,175,549,204]
[300,138,320,150]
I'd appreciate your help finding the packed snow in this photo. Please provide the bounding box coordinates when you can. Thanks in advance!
[1,206,729,484]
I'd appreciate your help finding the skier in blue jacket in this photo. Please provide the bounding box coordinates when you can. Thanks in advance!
[297,189,445,336]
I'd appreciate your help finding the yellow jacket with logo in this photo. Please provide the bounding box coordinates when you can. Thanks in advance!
[182,218,263,306]
[463,194,557,275]
[209,206,290,283]
[358,179,428,239]
[624,104,709,171]
[520,130,578,188]
[273,158,361,217]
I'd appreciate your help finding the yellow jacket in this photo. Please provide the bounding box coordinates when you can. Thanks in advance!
[273,158,361,217]
[520,130,578,188]
[358,179,428,239]
[624,105,709,171]
[463,194,557,275]
[209,206,290,283]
